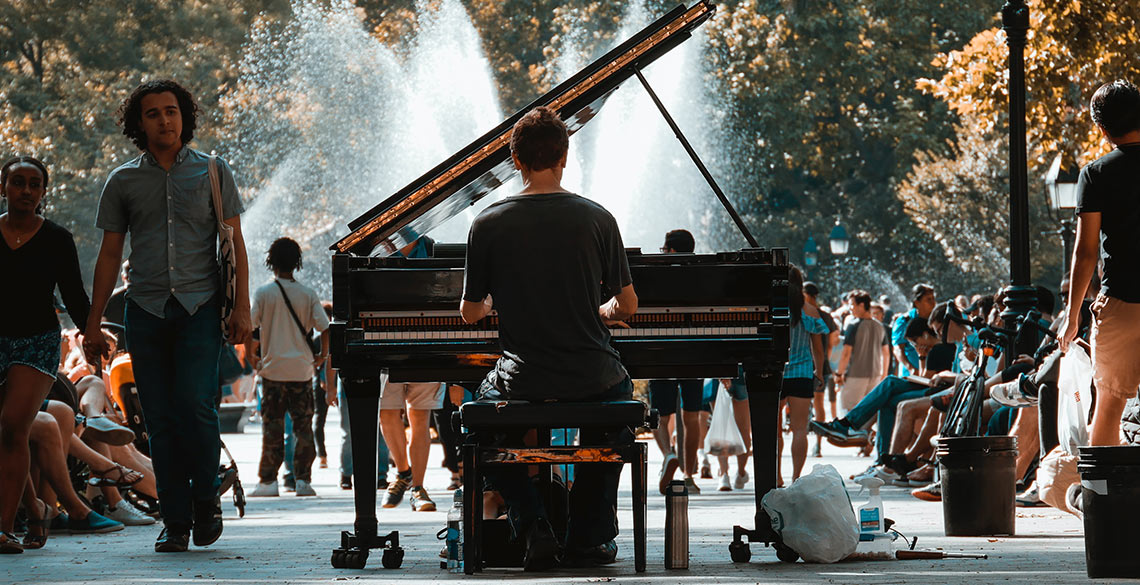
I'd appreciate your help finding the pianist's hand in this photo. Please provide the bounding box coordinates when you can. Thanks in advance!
[603,318,630,329]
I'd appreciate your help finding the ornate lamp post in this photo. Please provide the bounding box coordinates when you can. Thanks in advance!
[1045,153,1080,273]
[1001,0,1037,355]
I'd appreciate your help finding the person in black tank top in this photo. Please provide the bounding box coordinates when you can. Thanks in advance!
[0,156,92,552]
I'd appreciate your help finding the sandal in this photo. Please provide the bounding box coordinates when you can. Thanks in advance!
[88,463,144,487]
[0,531,23,554]
[22,500,50,550]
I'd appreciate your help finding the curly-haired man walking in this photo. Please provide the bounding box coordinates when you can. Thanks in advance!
[84,80,252,553]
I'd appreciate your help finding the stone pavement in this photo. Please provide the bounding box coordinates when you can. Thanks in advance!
[4,407,1106,585]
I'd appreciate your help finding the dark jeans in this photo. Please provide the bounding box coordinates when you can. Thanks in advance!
[313,378,329,459]
[125,295,223,525]
[844,375,928,461]
[479,376,633,549]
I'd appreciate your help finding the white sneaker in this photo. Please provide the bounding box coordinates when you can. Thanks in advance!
[105,500,156,526]
[734,470,750,490]
[295,479,316,497]
[683,476,701,495]
[250,481,279,497]
[717,473,732,491]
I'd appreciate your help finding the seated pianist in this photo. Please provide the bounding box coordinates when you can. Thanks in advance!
[459,106,639,571]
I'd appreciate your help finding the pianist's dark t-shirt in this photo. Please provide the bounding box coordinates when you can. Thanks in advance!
[463,192,633,400]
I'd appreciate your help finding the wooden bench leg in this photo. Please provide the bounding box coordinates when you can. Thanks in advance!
[464,444,479,574]
[633,442,647,572]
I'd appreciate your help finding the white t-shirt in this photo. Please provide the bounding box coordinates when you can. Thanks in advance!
[251,278,329,382]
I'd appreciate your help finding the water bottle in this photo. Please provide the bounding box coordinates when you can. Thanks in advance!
[664,479,689,569]
[446,488,463,573]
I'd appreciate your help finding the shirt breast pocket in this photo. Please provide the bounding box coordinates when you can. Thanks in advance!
[178,177,216,222]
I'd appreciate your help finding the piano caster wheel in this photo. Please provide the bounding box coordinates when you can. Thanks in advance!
[381,546,404,569]
[729,541,751,563]
[343,549,368,569]
[331,549,346,568]
[774,542,799,563]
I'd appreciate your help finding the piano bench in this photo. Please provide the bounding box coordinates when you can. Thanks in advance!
[458,400,655,432]
[458,400,655,574]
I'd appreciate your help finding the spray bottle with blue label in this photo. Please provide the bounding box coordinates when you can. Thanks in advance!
[855,476,885,535]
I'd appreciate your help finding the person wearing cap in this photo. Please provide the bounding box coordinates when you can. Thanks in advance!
[891,284,936,377]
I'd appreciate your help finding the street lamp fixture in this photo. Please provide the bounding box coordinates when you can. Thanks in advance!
[1045,153,1080,212]
[828,222,850,257]
[803,236,819,268]
[1045,152,1080,273]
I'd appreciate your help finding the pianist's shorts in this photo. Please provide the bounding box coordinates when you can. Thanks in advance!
[380,380,445,411]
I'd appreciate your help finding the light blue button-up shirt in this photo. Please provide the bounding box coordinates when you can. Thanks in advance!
[95,146,244,318]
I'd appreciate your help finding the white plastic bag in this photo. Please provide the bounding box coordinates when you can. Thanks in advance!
[703,383,746,457]
[1057,344,1093,455]
[761,464,859,563]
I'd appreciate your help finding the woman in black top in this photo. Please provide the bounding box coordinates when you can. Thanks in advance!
[0,156,90,553]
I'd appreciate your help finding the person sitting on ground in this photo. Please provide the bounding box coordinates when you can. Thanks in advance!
[460,106,638,570]
[248,237,329,498]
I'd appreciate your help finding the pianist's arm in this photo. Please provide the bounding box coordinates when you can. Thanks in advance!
[460,295,493,324]
[600,284,638,322]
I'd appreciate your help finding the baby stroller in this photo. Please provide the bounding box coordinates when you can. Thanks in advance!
[107,352,247,517]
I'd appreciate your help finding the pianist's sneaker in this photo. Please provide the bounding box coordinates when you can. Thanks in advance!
[382,473,411,508]
[410,486,436,512]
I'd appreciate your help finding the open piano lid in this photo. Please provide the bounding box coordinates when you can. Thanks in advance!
[332,1,716,256]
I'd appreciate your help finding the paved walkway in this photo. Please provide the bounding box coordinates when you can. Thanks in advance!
[4,407,1102,584]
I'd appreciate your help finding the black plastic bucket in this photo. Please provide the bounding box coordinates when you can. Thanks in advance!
[937,436,1018,536]
[1077,445,1140,578]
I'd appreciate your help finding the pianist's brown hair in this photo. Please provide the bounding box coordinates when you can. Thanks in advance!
[509,106,568,172]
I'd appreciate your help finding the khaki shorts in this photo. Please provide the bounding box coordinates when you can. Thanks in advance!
[379,380,444,411]
[1091,294,1140,400]
[838,377,877,415]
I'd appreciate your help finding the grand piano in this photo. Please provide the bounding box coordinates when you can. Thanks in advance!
[328,0,791,570]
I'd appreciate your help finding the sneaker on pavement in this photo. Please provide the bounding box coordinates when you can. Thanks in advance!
[1015,481,1044,507]
[383,475,411,508]
[106,500,156,526]
[295,480,316,497]
[658,452,680,495]
[734,470,750,490]
[522,518,560,571]
[683,476,701,495]
[410,486,436,511]
[911,481,942,502]
[68,511,124,534]
[810,442,822,458]
[319,456,328,469]
[810,419,870,446]
[282,474,296,492]
[339,475,352,490]
[250,481,279,497]
[699,455,712,479]
[717,474,732,491]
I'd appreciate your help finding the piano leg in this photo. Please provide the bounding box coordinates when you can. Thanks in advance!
[729,368,784,563]
[331,374,404,570]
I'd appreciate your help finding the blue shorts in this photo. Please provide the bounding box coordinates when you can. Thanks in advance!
[0,329,61,381]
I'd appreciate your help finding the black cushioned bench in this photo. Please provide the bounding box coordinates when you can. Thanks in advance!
[458,400,657,573]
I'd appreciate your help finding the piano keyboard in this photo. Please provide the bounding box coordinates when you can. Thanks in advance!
[358,307,767,342]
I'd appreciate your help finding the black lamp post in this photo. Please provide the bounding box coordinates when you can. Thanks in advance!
[1045,153,1080,273]
[803,236,819,277]
[1001,0,1037,355]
